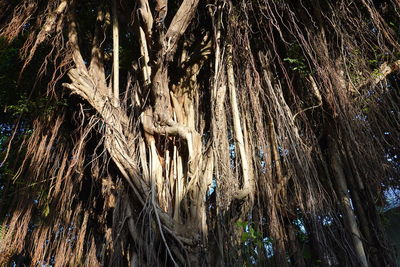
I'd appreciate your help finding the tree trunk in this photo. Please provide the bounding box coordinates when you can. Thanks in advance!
[0,0,399,266]
[112,0,119,106]
[329,138,369,267]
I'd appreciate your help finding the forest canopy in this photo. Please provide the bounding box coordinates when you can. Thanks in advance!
[0,0,400,266]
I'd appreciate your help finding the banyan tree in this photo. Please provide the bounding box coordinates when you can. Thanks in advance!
[0,0,399,266]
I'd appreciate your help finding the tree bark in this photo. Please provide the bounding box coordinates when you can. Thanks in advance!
[329,139,369,267]
[112,0,119,106]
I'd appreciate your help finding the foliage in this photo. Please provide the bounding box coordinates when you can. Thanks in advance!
[236,220,272,266]
[0,0,399,266]
[7,95,67,119]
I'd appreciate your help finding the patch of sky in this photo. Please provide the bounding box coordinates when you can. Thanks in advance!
[293,219,307,234]
[207,178,216,197]
[38,261,53,267]
[383,187,400,211]
[68,224,75,232]
[28,221,36,233]
[257,148,267,173]
[347,193,355,210]
[278,146,289,157]
[264,237,274,258]
[321,216,334,226]
[22,23,30,31]
[55,226,65,239]
[355,114,368,121]
[229,143,236,169]
[385,153,398,163]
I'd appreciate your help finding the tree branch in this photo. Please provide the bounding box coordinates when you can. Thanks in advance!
[112,0,120,105]
[137,0,153,38]
[372,60,400,86]
[165,0,200,57]
[89,8,107,95]
[66,4,87,72]
[356,60,400,90]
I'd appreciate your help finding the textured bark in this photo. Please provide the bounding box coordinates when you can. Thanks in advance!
[329,140,369,267]
[112,0,119,105]
[227,44,255,201]
[1,0,399,266]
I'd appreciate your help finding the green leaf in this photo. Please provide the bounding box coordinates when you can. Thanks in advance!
[42,203,50,217]
[241,232,250,242]
[235,220,247,228]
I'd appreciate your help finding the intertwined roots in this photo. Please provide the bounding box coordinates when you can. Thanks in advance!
[0,0,399,266]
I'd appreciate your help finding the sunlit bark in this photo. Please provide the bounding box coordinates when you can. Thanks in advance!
[0,0,399,266]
